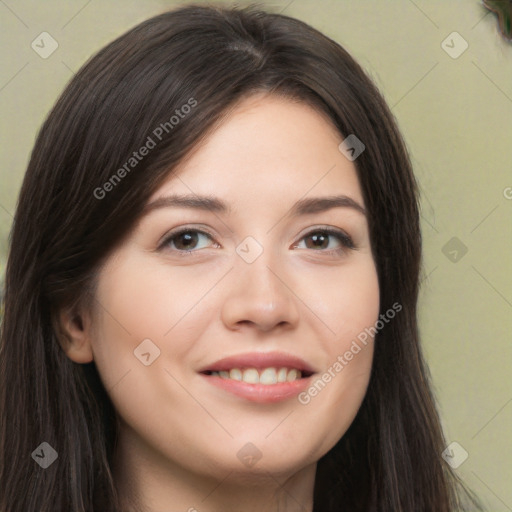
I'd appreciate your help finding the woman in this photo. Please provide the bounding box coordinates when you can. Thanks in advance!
[0,4,483,511]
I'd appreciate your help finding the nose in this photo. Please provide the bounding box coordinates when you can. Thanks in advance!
[220,256,300,333]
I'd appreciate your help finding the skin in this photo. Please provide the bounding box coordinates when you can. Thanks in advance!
[60,93,380,512]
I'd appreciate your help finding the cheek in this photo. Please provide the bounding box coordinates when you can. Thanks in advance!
[293,258,379,448]
[294,254,380,340]
[97,259,215,335]
[88,256,219,452]
[88,253,218,392]
[324,258,379,392]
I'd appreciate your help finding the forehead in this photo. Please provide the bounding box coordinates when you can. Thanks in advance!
[149,93,364,207]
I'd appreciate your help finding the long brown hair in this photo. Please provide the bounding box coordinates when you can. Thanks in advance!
[0,4,483,511]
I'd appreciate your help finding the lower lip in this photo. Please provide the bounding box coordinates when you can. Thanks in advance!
[200,374,313,403]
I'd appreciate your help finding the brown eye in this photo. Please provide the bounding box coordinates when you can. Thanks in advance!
[173,231,199,250]
[295,228,355,252]
[304,232,330,250]
[162,229,216,252]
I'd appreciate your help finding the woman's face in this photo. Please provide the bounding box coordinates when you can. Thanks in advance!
[81,93,379,481]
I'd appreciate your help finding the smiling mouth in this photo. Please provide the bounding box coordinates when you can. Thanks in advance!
[198,351,317,401]
[201,367,313,385]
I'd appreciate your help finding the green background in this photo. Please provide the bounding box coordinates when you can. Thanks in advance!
[1,0,511,509]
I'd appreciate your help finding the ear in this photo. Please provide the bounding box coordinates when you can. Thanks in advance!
[56,306,94,364]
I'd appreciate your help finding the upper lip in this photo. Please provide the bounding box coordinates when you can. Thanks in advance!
[198,351,317,375]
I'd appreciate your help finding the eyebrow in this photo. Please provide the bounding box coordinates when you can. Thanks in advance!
[290,195,366,217]
[143,193,366,217]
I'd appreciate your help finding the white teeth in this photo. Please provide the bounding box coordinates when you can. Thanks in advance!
[287,369,299,382]
[277,367,288,383]
[210,367,304,384]
[242,368,260,384]
[229,368,242,381]
[259,367,277,385]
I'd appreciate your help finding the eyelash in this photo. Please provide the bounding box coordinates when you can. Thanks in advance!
[159,226,356,257]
